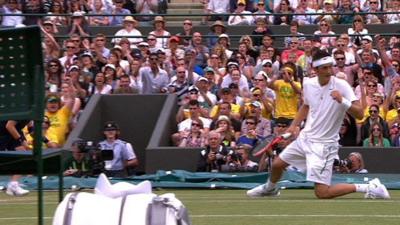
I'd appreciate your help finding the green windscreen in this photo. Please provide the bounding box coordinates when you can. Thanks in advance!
[0,26,44,120]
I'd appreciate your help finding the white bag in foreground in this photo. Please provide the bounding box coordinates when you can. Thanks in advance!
[53,174,191,225]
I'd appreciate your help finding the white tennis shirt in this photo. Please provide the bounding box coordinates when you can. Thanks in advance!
[300,76,357,143]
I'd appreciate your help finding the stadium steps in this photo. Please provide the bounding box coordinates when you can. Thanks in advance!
[165,0,204,25]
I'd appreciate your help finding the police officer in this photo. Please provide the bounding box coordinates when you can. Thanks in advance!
[98,121,138,177]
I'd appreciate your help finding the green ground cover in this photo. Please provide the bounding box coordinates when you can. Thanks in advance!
[1,189,399,225]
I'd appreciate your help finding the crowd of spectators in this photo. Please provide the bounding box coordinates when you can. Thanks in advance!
[1,0,400,172]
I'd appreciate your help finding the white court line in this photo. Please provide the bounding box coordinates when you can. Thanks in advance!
[182,199,398,203]
[1,214,400,220]
[0,217,52,220]
[191,214,400,218]
[0,199,397,205]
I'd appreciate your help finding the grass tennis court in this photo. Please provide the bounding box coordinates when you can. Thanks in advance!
[1,189,399,225]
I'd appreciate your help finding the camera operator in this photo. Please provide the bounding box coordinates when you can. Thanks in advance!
[196,131,230,172]
[335,152,368,174]
[64,140,91,177]
[98,121,139,178]
[221,144,258,172]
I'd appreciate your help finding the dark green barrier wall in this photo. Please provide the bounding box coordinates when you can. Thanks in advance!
[66,94,170,173]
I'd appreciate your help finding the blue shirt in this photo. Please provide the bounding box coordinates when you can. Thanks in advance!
[109,8,131,26]
[98,139,135,171]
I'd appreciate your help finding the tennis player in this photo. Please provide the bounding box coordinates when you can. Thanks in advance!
[247,50,390,199]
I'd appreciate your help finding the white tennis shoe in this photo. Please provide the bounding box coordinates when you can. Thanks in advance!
[6,182,29,197]
[364,178,390,199]
[246,184,280,198]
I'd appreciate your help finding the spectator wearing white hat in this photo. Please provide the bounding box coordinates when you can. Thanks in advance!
[68,11,90,37]
[356,35,379,59]
[241,100,272,138]
[112,16,143,47]
[211,115,236,147]
[217,34,233,59]
[251,71,275,114]
[221,64,250,94]
[196,76,218,110]
[207,20,227,49]
[149,16,171,49]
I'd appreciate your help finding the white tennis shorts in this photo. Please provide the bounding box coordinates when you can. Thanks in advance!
[279,136,339,185]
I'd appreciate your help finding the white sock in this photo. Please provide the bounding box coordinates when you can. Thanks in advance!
[355,184,369,193]
[265,180,276,191]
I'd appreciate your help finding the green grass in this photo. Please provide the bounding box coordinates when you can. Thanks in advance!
[1,189,399,225]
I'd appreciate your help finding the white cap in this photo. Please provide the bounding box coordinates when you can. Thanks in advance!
[138,42,149,47]
[218,34,229,39]
[362,35,373,42]
[68,65,80,72]
[250,101,262,108]
[104,64,116,71]
[198,77,208,82]
[262,59,272,66]
[72,11,85,17]
[227,61,239,67]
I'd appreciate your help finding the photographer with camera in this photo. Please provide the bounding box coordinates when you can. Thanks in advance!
[64,140,91,177]
[335,152,368,174]
[196,131,230,172]
[98,121,139,178]
[221,144,258,172]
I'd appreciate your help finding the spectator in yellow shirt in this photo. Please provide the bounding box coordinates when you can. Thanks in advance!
[268,62,302,120]
[25,116,59,149]
[45,83,76,146]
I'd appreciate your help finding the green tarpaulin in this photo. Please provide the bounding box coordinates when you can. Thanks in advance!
[1,170,400,190]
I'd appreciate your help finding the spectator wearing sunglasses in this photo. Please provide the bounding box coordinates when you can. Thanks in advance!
[360,104,390,143]
[237,116,264,149]
[178,118,206,148]
[364,0,384,24]
[363,122,391,147]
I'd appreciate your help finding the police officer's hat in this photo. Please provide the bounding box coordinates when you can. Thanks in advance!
[104,121,119,131]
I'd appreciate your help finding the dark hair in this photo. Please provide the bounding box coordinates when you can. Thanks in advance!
[245,116,258,125]
[120,74,130,80]
[188,99,200,107]
[220,101,232,109]
[334,49,345,56]
[312,49,331,62]
[290,20,299,28]
[369,104,379,111]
